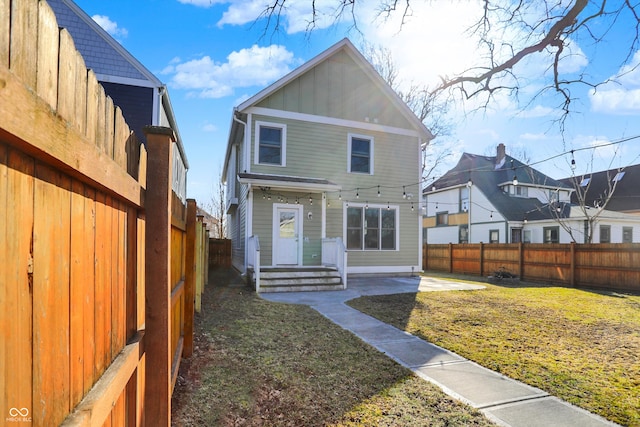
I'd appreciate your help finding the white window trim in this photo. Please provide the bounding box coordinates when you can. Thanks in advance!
[347,133,374,175]
[343,203,399,251]
[254,120,286,167]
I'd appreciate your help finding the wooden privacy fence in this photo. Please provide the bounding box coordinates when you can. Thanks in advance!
[423,243,640,293]
[0,1,206,426]
[209,238,232,269]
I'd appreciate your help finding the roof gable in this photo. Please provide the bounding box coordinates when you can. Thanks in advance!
[48,0,161,86]
[237,38,432,140]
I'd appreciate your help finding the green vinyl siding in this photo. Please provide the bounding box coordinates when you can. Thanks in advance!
[256,50,414,130]
[251,190,324,267]
[250,115,419,188]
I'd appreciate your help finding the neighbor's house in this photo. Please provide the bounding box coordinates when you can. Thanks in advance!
[223,38,433,291]
[423,144,640,244]
[48,0,188,200]
[559,163,640,216]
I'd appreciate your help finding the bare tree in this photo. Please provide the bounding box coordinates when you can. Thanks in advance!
[202,168,227,239]
[260,1,640,132]
[361,43,454,183]
[525,147,629,243]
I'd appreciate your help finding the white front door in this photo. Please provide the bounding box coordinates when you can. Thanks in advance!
[273,206,302,266]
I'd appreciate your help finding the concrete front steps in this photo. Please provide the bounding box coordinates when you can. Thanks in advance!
[254,267,344,293]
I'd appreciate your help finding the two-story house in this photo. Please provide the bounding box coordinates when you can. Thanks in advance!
[423,144,640,244]
[223,38,433,291]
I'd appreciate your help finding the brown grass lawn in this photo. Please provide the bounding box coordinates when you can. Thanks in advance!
[347,276,640,426]
[171,270,494,426]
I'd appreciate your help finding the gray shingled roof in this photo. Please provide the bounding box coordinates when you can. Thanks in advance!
[427,153,573,221]
[559,163,640,212]
[48,0,151,82]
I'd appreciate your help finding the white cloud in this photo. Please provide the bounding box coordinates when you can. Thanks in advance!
[519,133,547,141]
[203,123,218,132]
[589,50,640,115]
[177,0,222,7]
[515,105,555,119]
[217,0,342,33]
[92,15,128,39]
[166,44,298,98]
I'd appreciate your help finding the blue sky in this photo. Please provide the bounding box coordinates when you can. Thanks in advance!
[72,0,640,206]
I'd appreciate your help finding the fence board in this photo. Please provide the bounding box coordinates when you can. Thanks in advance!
[0,145,34,424]
[209,239,232,269]
[424,243,640,292]
[74,49,88,137]
[36,1,59,108]
[70,180,87,407]
[85,70,98,143]
[0,0,8,67]
[33,162,72,426]
[105,96,115,160]
[58,29,77,126]
[10,0,37,88]
[94,192,107,379]
[82,186,97,397]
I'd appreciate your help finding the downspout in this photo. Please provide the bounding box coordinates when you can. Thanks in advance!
[232,108,248,172]
[232,109,250,272]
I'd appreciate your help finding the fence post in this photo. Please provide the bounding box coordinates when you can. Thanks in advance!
[570,242,576,287]
[448,243,453,273]
[143,126,175,427]
[479,242,484,277]
[204,228,210,285]
[184,199,197,357]
[519,242,524,279]
[195,216,203,312]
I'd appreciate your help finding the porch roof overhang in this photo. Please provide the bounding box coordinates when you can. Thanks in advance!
[238,173,341,192]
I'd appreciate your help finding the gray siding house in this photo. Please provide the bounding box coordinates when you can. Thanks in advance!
[48,0,188,200]
[223,38,433,291]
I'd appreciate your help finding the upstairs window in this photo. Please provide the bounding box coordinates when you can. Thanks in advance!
[543,226,559,243]
[348,134,373,174]
[256,122,286,166]
[513,186,528,197]
[459,186,469,212]
[436,212,449,226]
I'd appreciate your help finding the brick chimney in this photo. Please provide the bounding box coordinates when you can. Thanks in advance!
[496,143,506,168]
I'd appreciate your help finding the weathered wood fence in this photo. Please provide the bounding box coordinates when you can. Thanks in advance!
[209,238,232,269]
[423,243,640,292]
[0,1,206,425]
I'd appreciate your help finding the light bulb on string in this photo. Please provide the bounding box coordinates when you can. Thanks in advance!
[377,185,381,197]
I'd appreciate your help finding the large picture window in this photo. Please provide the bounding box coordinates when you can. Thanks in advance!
[346,206,396,250]
[348,134,373,174]
[256,121,286,166]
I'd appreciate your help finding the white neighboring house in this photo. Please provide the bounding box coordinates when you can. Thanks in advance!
[423,144,640,244]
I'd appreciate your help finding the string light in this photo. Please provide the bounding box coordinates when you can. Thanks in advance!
[402,186,407,199]
[570,150,576,170]
[377,185,381,197]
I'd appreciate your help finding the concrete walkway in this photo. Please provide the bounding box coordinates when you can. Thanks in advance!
[261,276,619,427]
